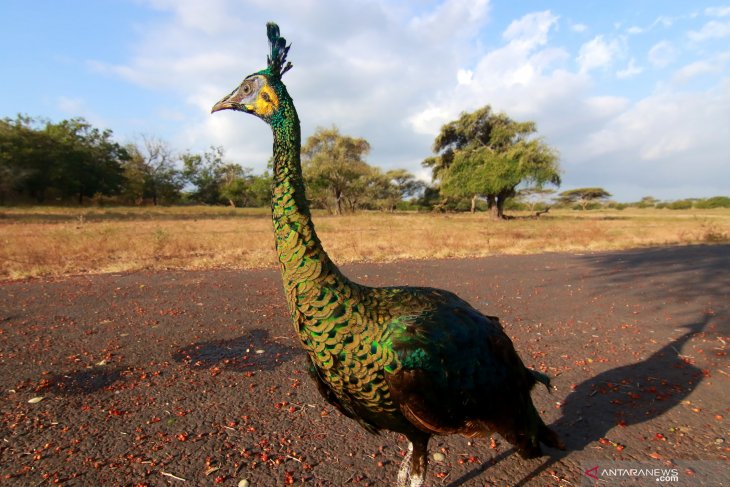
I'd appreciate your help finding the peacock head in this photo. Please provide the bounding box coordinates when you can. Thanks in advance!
[211,22,292,124]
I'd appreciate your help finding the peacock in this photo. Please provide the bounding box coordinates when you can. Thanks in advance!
[212,22,564,487]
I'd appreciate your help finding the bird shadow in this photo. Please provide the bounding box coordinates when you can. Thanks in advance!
[444,313,710,486]
[513,312,711,486]
[444,448,516,487]
[42,366,129,395]
[171,328,303,372]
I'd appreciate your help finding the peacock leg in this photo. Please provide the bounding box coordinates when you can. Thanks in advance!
[408,434,429,487]
[396,442,413,487]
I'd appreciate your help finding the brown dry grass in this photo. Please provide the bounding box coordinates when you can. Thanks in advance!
[1,206,729,280]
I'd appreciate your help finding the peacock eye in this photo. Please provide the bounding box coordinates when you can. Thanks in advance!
[241,82,253,95]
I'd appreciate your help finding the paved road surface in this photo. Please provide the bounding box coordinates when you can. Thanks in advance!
[1,245,728,486]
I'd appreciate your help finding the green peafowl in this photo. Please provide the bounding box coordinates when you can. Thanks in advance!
[212,22,564,487]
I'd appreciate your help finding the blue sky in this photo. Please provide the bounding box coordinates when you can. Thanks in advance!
[2,0,729,201]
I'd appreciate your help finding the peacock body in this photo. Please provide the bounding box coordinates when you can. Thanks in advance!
[212,23,563,487]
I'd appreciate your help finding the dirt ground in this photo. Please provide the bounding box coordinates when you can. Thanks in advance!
[0,244,728,486]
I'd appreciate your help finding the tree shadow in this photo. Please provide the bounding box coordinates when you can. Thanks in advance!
[43,366,129,395]
[579,244,730,321]
[172,328,303,372]
[512,313,711,486]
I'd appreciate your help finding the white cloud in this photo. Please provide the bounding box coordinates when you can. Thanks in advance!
[574,81,730,189]
[626,14,684,36]
[616,58,642,79]
[457,68,473,85]
[86,0,460,169]
[410,0,490,40]
[502,10,559,50]
[405,7,730,200]
[409,11,575,137]
[673,60,720,83]
[688,20,730,41]
[577,35,621,73]
[647,40,676,67]
[84,0,729,201]
[705,6,730,17]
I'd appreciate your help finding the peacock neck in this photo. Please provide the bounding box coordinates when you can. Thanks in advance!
[269,92,349,313]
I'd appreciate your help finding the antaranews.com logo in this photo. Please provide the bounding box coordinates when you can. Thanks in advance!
[581,461,728,486]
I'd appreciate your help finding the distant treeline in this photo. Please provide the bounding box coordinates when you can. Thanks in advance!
[0,115,426,211]
[2,114,728,212]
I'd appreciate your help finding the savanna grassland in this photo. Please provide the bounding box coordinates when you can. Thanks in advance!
[1,206,729,280]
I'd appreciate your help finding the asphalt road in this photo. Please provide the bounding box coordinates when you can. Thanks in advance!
[1,244,728,486]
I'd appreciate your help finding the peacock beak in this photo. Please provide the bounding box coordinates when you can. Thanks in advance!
[211,94,236,113]
[211,85,250,113]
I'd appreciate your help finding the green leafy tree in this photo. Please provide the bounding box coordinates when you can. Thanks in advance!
[558,187,612,210]
[120,144,148,204]
[695,196,730,209]
[182,146,266,207]
[517,187,556,212]
[46,118,129,204]
[363,169,426,212]
[244,172,273,207]
[302,126,371,215]
[0,115,42,202]
[424,106,561,219]
[635,196,659,208]
[182,146,228,204]
[386,169,426,204]
[1,115,129,204]
[218,164,249,207]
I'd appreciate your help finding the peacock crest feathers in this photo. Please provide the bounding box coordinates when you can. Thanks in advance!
[266,22,293,78]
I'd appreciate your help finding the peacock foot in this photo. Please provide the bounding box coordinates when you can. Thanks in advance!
[396,442,413,487]
[408,471,424,487]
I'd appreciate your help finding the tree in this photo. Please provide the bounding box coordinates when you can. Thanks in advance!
[302,126,372,215]
[120,145,148,204]
[517,187,556,212]
[182,146,267,207]
[635,196,659,208]
[132,136,184,205]
[46,118,129,204]
[558,187,612,210]
[423,106,561,219]
[695,196,730,209]
[0,115,129,204]
[0,115,40,203]
[218,164,251,207]
[387,169,426,201]
[243,172,273,207]
[121,138,184,205]
[182,146,228,204]
[374,169,426,211]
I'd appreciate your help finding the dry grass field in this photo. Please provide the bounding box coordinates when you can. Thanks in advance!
[1,206,729,280]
